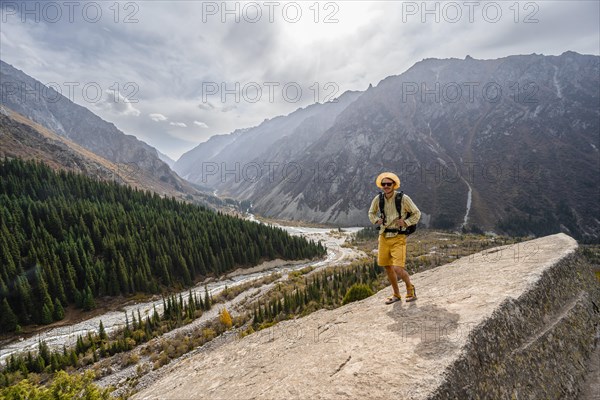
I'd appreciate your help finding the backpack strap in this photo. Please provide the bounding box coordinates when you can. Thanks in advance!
[378,192,386,224]
[395,191,412,221]
[395,191,416,234]
[395,191,404,216]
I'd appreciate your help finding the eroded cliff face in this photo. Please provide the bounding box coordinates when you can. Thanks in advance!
[133,233,599,400]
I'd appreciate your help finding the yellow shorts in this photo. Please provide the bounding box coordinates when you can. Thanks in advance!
[377,234,407,267]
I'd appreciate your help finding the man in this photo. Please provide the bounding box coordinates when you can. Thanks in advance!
[368,172,421,304]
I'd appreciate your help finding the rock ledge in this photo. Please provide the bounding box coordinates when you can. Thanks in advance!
[134,233,599,400]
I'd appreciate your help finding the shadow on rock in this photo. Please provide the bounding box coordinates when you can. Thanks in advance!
[386,303,461,358]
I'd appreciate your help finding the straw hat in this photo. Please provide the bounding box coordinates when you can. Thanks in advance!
[376,172,401,190]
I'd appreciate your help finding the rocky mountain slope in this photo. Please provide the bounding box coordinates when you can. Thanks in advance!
[177,52,600,241]
[0,106,205,198]
[0,60,191,197]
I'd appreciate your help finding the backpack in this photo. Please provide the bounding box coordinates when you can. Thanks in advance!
[378,191,417,235]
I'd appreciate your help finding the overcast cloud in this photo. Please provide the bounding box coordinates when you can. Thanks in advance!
[1,1,598,160]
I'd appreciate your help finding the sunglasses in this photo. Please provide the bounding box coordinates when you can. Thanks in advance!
[381,182,394,187]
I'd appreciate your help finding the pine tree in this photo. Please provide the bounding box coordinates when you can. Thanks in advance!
[53,297,65,321]
[0,298,18,332]
[196,292,204,310]
[153,305,160,324]
[69,349,78,367]
[98,320,107,341]
[76,336,85,354]
[82,286,95,311]
[131,311,137,331]
[41,303,54,325]
[124,313,131,337]
[38,340,50,366]
[204,286,211,310]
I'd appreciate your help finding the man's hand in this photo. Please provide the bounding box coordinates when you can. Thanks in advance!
[394,218,407,227]
[375,218,384,225]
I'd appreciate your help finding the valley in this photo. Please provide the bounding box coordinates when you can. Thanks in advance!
[0,225,364,364]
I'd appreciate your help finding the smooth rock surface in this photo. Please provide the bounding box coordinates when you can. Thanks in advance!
[134,233,596,400]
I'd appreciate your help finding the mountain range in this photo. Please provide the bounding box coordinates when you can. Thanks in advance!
[174,52,599,241]
[1,53,598,241]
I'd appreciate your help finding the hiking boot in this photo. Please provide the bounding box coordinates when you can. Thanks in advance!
[405,285,417,302]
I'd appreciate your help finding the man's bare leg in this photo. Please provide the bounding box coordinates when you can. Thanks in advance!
[384,265,401,296]
[394,266,412,290]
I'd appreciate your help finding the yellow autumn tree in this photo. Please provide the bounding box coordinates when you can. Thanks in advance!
[219,307,233,329]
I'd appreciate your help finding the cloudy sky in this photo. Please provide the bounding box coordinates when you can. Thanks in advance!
[1,1,598,160]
